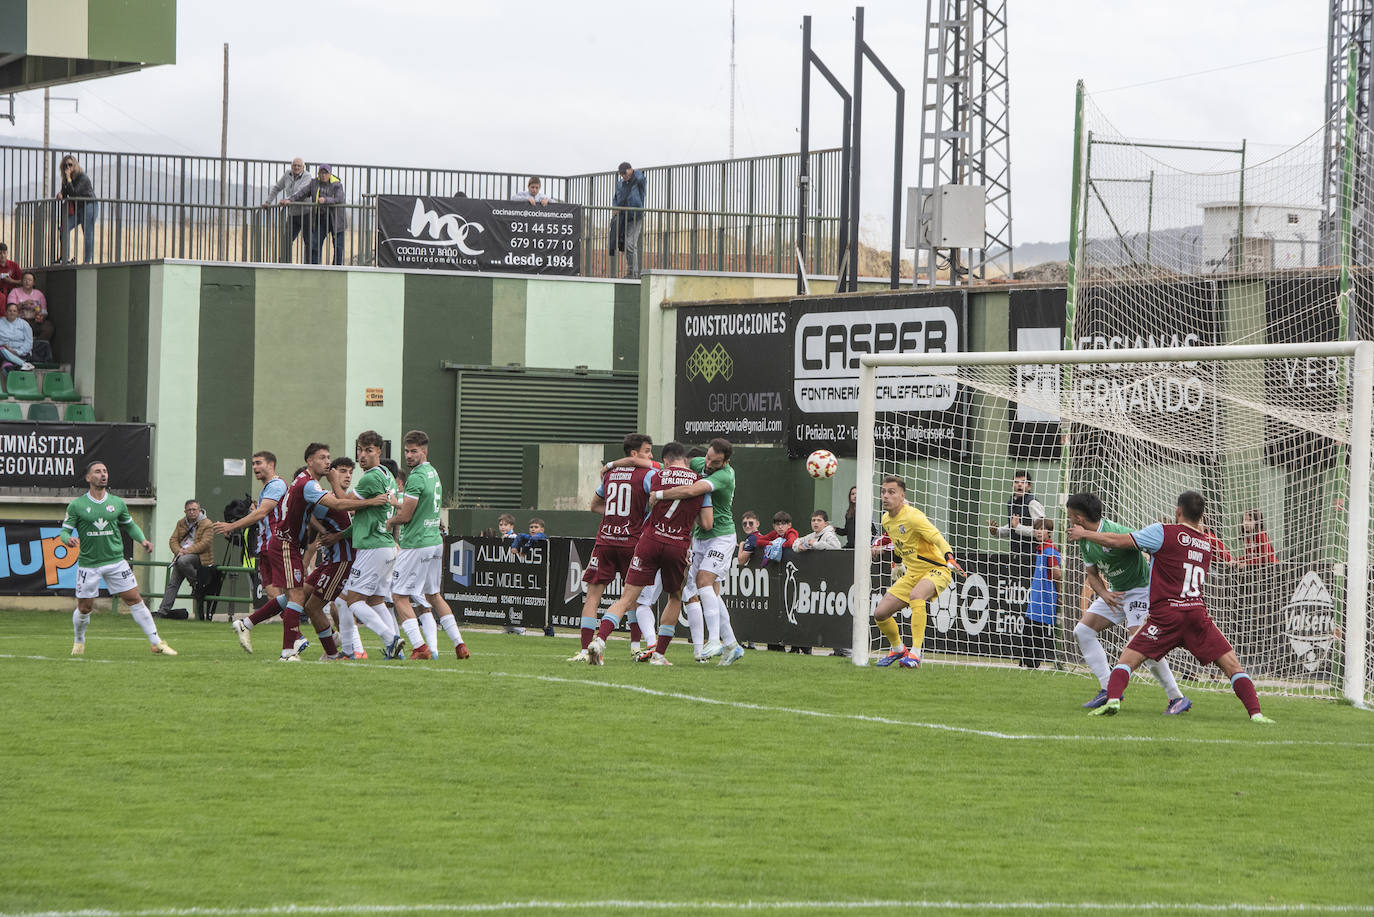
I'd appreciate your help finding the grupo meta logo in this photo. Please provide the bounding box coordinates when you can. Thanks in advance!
[685,343,734,384]
[1284,571,1336,672]
[0,525,80,590]
[793,307,959,413]
[388,198,486,256]
[448,539,476,587]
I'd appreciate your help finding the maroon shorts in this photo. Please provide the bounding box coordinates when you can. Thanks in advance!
[583,544,635,585]
[305,560,352,604]
[278,540,305,589]
[627,538,690,595]
[258,538,286,590]
[1127,603,1234,665]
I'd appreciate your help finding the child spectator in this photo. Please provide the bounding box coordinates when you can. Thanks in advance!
[512,517,547,557]
[1021,517,1060,669]
[756,511,800,565]
[496,513,517,543]
[794,509,842,552]
[735,510,761,565]
[1241,509,1277,565]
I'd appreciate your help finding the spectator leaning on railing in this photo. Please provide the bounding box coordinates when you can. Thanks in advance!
[290,164,349,266]
[7,273,53,347]
[512,176,551,206]
[58,155,97,264]
[263,157,314,262]
[793,509,842,552]
[0,243,20,297]
[611,161,646,280]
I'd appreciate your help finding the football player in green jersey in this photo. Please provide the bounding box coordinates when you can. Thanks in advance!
[61,460,176,656]
[340,430,404,659]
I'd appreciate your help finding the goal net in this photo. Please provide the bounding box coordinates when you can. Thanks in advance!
[851,343,1374,705]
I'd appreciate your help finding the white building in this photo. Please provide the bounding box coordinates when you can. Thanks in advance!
[1199,202,1323,272]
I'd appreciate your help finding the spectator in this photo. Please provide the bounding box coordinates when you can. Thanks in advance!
[794,509,842,552]
[1241,509,1278,565]
[0,301,43,373]
[58,155,97,264]
[7,272,53,348]
[156,499,214,618]
[512,177,551,206]
[0,243,20,297]
[290,164,348,266]
[1021,517,1061,668]
[752,511,800,565]
[610,161,646,279]
[987,470,1045,581]
[263,157,314,262]
[496,513,517,543]
[735,510,761,565]
[512,517,548,558]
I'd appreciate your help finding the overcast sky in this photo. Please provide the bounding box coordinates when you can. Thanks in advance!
[2,0,1332,246]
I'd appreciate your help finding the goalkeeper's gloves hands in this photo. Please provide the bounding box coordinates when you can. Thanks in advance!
[945,552,966,576]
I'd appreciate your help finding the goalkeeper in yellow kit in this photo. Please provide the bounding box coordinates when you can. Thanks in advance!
[870,474,964,668]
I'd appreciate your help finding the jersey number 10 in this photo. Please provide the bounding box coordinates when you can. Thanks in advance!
[1180,562,1205,598]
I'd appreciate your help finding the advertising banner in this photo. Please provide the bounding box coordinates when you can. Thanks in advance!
[674,303,790,444]
[1008,287,1066,460]
[787,290,969,459]
[0,423,151,490]
[376,195,580,275]
[442,536,548,629]
[0,519,93,596]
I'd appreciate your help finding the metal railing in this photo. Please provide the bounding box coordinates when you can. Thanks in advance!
[13,197,844,278]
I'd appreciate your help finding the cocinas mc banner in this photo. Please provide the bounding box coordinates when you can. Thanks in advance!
[376,195,581,275]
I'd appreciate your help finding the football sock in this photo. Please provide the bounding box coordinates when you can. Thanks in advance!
[72,609,90,643]
[418,611,438,652]
[1143,657,1183,700]
[628,621,641,644]
[595,612,621,642]
[1230,672,1262,717]
[439,613,464,647]
[349,601,394,643]
[1106,664,1132,700]
[876,614,903,651]
[909,600,928,654]
[682,599,704,655]
[281,602,303,652]
[702,590,721,643]
[128,601,160,645]
[579,615,596,650]
[247,594,287,628]
[634,603,656,645]
[338,603,357,654]
[401,617,424,650]
[1074,622,1111,687]
[655,623,676,655]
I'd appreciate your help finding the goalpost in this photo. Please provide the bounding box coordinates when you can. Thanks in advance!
[851,342,1374,706]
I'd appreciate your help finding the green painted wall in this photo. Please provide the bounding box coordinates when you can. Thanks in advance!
[195,266,255,513]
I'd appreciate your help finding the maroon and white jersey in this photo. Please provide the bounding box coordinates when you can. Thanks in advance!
[1133,522,1211,613]
[266,471,305,545]
[279,471,315,546]
[640,466,709,545]
[594,465,654,548]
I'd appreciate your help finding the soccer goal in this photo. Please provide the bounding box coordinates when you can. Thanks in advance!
[850,342,1374,706]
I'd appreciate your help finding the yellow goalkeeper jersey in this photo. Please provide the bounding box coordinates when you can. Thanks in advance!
[881,503,953,571]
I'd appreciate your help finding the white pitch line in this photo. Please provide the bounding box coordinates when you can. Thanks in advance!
[3,898,1373,916]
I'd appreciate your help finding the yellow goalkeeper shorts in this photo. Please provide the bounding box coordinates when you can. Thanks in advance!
[887,563,952,608]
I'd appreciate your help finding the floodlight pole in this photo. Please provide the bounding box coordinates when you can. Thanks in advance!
[799,15,853,295]
[853,5,905,290]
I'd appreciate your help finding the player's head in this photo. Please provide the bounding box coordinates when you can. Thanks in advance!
[622,433,653,459]
[528,517,545,534]
[661,441,689,466]
[304,442,331,476]
[83,460,108,489]
[1242,508,1264,533]
[1013,470,1031,494]
[354,430,384,469]
[291,466,307,479]
[879,475,906,512]
[251,450,277,481]
[497,512,515,534]
[772,509,792,533]
[810,509,829,532]
[705,437,733,471]
[183,498,201,522]
[740,510,759,533]
[1176,491,1206,525]
[1033,516,1054,540]
[393,467,408,487]
[1065,492,1103,527]
[402,429,429,467]
[328,455,354,490]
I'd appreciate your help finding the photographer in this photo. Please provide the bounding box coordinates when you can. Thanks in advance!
[58,156,97,264]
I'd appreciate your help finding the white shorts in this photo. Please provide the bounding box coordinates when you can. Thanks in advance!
[681,534,736,601]
[345,546,398,597]
[1086,583,1151,629]
[76,560,137,599]
[391,544,442,597]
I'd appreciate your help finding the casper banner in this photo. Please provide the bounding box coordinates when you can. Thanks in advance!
[675,303,790,443]
[788,290,969,459]
[376,195,581,275]
[0,422,151,490]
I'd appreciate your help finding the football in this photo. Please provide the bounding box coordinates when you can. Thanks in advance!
[806,449,838,479]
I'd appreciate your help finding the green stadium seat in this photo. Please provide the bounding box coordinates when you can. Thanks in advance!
[63,403,95,422]
[27,402,59,421]
[5,370,40,400]
[41,371,79,402]
[0,403,21,421]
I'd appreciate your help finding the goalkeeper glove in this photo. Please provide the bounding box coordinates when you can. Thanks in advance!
[945,552,966,576]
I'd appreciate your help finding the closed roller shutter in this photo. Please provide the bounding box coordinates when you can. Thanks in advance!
[452,368,638,508]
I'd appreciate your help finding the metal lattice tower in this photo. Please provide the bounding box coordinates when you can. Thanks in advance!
[1321,0,1374,265]
[915,0,1013,285]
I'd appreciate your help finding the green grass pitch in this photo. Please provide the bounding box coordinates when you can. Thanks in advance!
[1,609,1371,916]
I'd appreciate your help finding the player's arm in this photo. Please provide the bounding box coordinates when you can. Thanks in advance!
[605,454,654,471]
[696,498,714,533]
[913,512,962,572]
[60,506,79,548]
[317,490,387,512]
[389,495,417,529]
[1069,525,1136,551]
[590,478,607,513]
[656,477,714,501]
[116,507,151,553]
